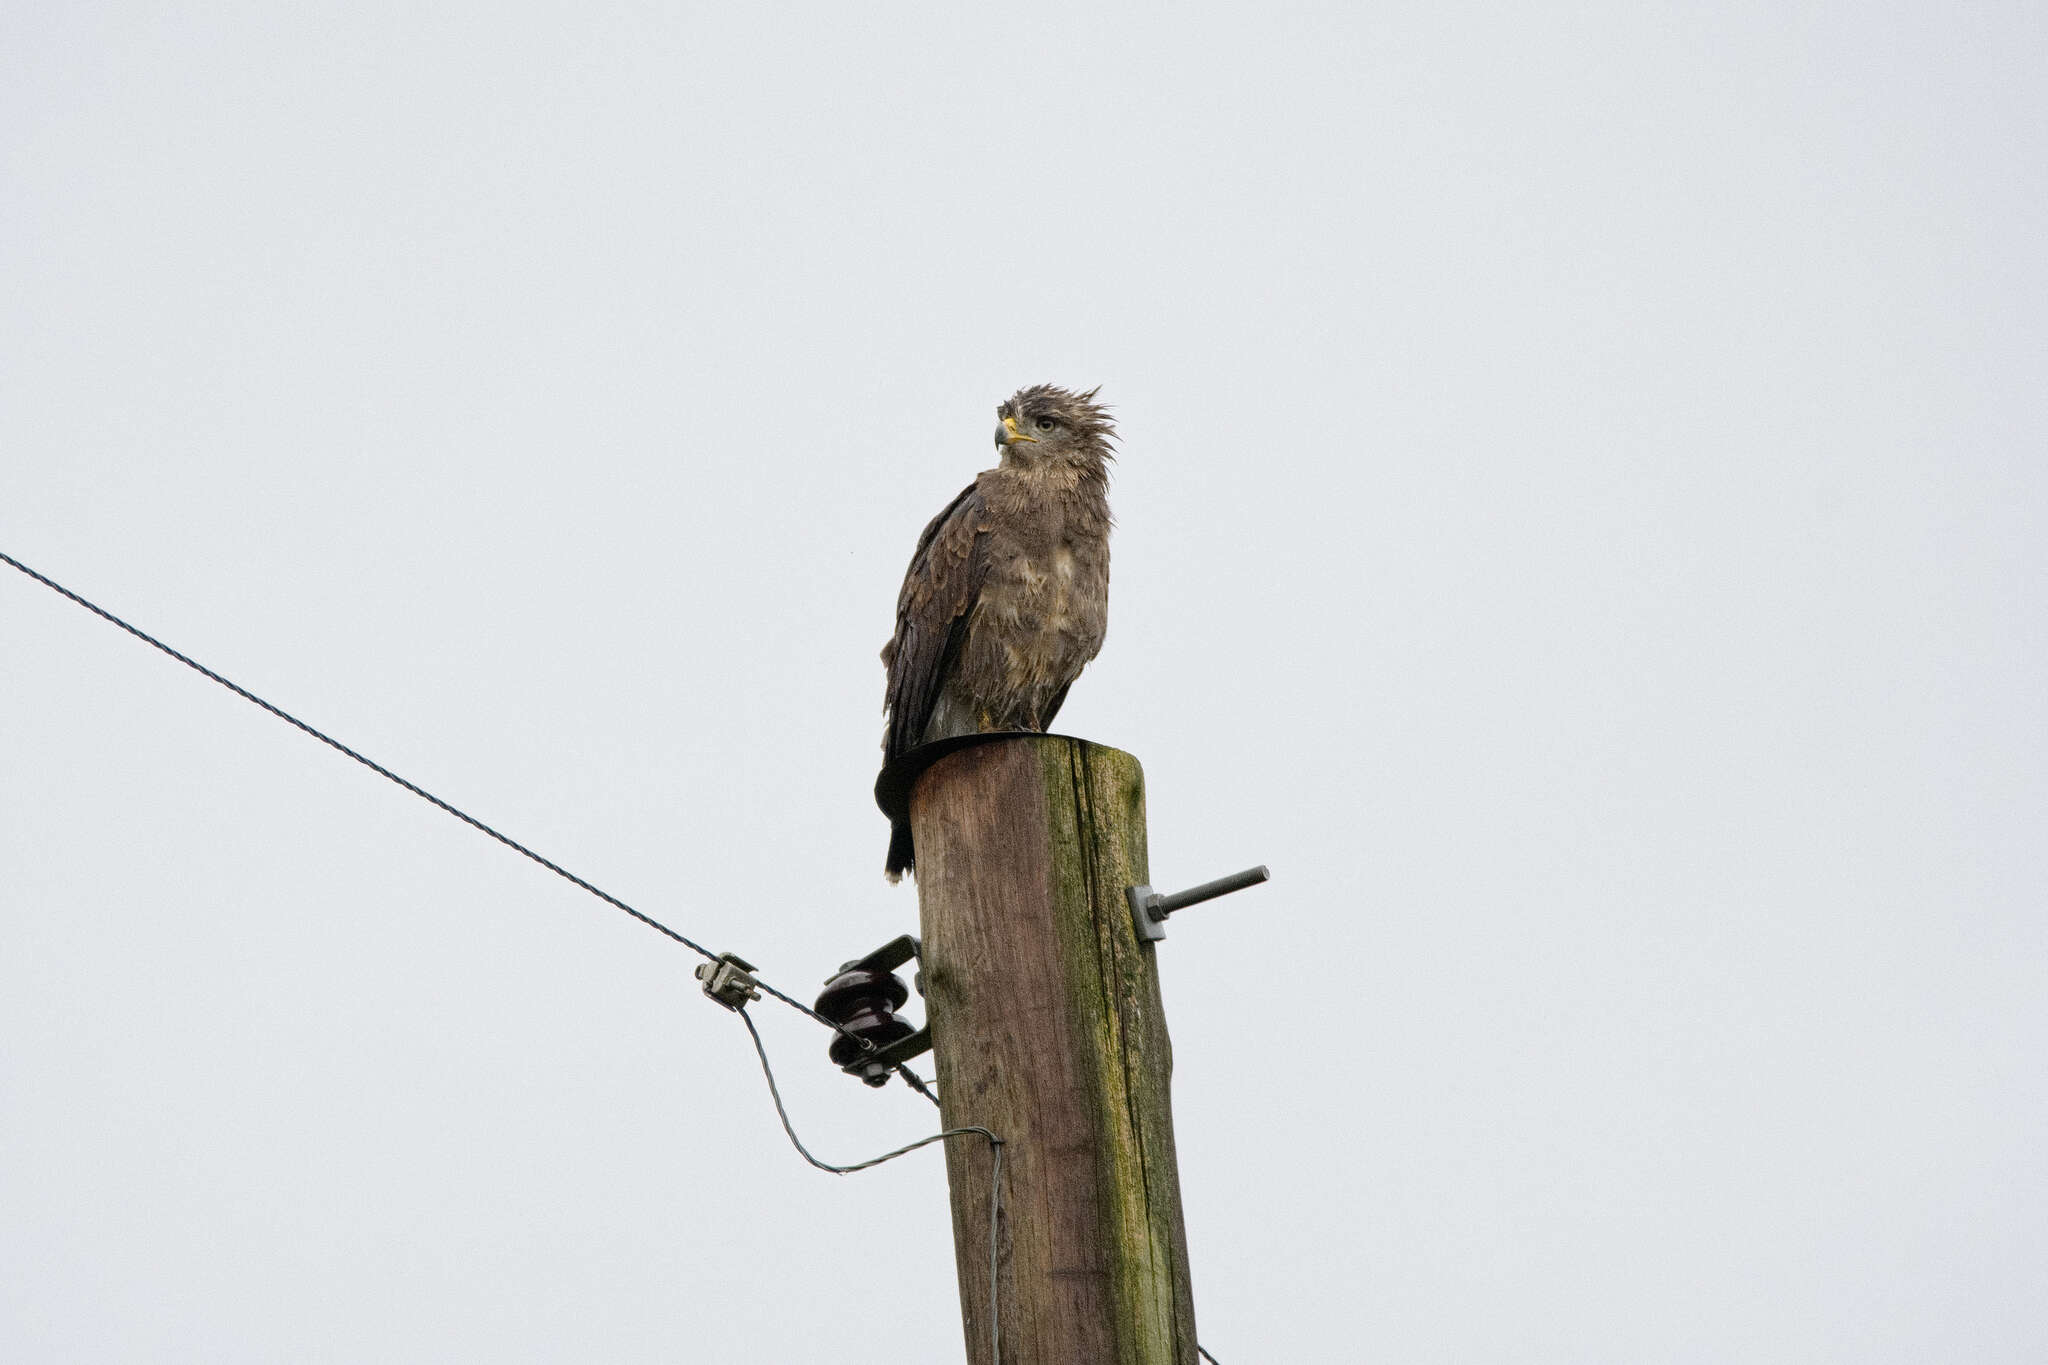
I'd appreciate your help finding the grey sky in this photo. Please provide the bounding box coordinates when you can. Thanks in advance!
[4,3,2044,1361]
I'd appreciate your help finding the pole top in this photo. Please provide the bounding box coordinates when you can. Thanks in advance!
[875,731,1107,822]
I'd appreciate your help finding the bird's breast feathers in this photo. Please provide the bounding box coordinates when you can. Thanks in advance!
[972,540,1106,690]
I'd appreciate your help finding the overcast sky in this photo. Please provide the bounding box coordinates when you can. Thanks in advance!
[4,3,2044,1362]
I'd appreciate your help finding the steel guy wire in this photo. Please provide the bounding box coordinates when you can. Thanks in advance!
[0,547,937,1098]
[738,1006,1003,1365]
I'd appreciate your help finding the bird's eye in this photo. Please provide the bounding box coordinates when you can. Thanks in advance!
[1034,416,1056,432]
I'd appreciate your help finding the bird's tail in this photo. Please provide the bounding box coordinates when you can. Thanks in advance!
[885,818,915,884]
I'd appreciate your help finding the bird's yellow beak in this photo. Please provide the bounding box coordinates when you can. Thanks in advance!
[999,415,1039,446]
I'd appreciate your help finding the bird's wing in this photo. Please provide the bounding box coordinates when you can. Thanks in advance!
[883,478,990,761]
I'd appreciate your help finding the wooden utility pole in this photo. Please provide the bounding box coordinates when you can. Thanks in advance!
[904,734,1198,1365]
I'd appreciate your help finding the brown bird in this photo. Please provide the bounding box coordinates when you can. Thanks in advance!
[880,384,1116,881]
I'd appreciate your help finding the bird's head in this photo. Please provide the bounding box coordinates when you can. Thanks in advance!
[994,385,1116,473]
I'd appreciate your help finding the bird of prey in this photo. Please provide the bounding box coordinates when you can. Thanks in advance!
[879,384,1116,881]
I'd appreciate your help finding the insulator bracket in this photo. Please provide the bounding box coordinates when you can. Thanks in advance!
[816,934,933,1086]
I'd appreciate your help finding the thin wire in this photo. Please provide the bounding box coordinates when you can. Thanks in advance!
[0,548,941,1096]
[1,549,721,958]
[739,1007,1003,1364]
[1199,1346,1222,1363]
[896,1065,942,1107]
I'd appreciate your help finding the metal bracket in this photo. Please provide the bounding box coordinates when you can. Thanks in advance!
[835,933,921,981]
[846,1023,933,1086]
[694,952,762,1010]
[1127,865,1270,942]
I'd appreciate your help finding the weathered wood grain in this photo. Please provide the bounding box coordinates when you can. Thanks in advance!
[909,736,1197,1365]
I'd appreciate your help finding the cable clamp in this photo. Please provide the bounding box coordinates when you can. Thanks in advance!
[695,952,762,1010]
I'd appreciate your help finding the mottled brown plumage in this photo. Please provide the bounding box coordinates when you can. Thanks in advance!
[880,384,1116,880]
